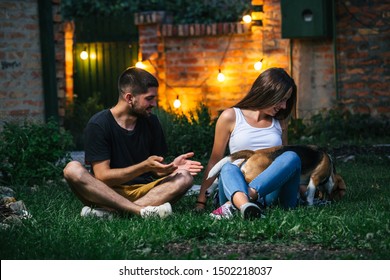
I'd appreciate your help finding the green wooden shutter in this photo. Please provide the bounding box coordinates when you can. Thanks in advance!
[73,14,138,108]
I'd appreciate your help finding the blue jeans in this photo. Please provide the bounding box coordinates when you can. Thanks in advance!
[218,151,301,209]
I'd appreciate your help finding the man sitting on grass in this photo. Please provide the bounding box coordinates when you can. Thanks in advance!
[63,67,203,219]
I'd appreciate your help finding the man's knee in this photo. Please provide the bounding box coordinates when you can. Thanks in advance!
[63,161,86,182]
[178,170,194,188]
[168,170,193,194]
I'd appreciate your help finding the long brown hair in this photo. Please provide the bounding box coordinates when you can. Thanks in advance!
[234,67,296,120]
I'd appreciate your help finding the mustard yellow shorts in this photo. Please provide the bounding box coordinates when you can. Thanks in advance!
[111,176,166,202]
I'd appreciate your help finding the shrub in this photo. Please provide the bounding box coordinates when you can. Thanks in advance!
[0,119,73,186]
[287,117,307,143]
[63,93,104,150]
[289,108,390,146]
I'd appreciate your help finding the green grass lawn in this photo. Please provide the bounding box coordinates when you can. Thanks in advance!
[1,153,389,260]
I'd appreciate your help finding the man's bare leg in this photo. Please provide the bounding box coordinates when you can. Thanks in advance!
[63,161,142,215]
[64,161,193,216]
[135,170,193,206]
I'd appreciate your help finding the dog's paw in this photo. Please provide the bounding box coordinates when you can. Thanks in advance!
[313,198,332,206]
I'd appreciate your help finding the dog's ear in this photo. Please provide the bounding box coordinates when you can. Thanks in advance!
[331,174,346,201]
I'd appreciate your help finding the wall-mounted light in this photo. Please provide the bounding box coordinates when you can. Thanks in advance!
[173,95,181,109]
[80,48,88,60]
[254,58,263,71]
[217,69,225,82]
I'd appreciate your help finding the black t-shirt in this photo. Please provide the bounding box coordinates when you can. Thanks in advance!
[84,109,168,184]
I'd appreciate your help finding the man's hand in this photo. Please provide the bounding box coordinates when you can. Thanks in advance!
[172,152,204,176]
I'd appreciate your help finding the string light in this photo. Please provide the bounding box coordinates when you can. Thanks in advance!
[217,69,225,82]
[173,95,181,109]
[135,61,146,69]
[217,33,233,83]
[80,48,88,60]
[242,14,252,23]
[254,58,263,71]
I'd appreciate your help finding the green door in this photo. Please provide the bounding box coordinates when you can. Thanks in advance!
[73,14,138,108]
[74,41,137,107]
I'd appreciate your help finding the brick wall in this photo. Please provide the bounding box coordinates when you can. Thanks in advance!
[336,0,390,116]
[161,26,265,116]
[0,0,44,126]
[0,0,64,128]
[134,0,332,119]
[136,1,292,118]
[135,0,389,119]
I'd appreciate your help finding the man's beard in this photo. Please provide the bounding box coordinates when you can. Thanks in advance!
[129,106,152,117]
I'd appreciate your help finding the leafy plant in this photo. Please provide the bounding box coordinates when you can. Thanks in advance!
[0,119,73,186]
[289,107,390,146]
[64,93,104,150]
[287,117,307,143]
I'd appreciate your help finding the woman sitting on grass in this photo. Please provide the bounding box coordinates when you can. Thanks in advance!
[196,67,301,219]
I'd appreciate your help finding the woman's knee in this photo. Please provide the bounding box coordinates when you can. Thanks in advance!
[280,151,301,170]
[220,162,240,174]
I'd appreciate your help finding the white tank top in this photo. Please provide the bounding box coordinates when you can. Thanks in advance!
[229,107,282,153]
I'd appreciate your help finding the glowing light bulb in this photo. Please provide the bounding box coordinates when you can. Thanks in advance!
[173,95,181,109]
[135,61,146,69]
[90,53,96,59]
[254,59,263,71]
[242,14,252,23]
[217,69,225,82]
[80,50,88,60]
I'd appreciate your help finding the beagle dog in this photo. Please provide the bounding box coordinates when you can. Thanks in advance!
[208,145,346,206]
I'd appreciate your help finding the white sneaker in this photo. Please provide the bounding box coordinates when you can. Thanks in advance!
[140,202,172,219]
[209,202,236,220]
[80,206,114,220]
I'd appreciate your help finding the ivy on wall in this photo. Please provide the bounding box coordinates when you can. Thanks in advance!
[61,0,251,24]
